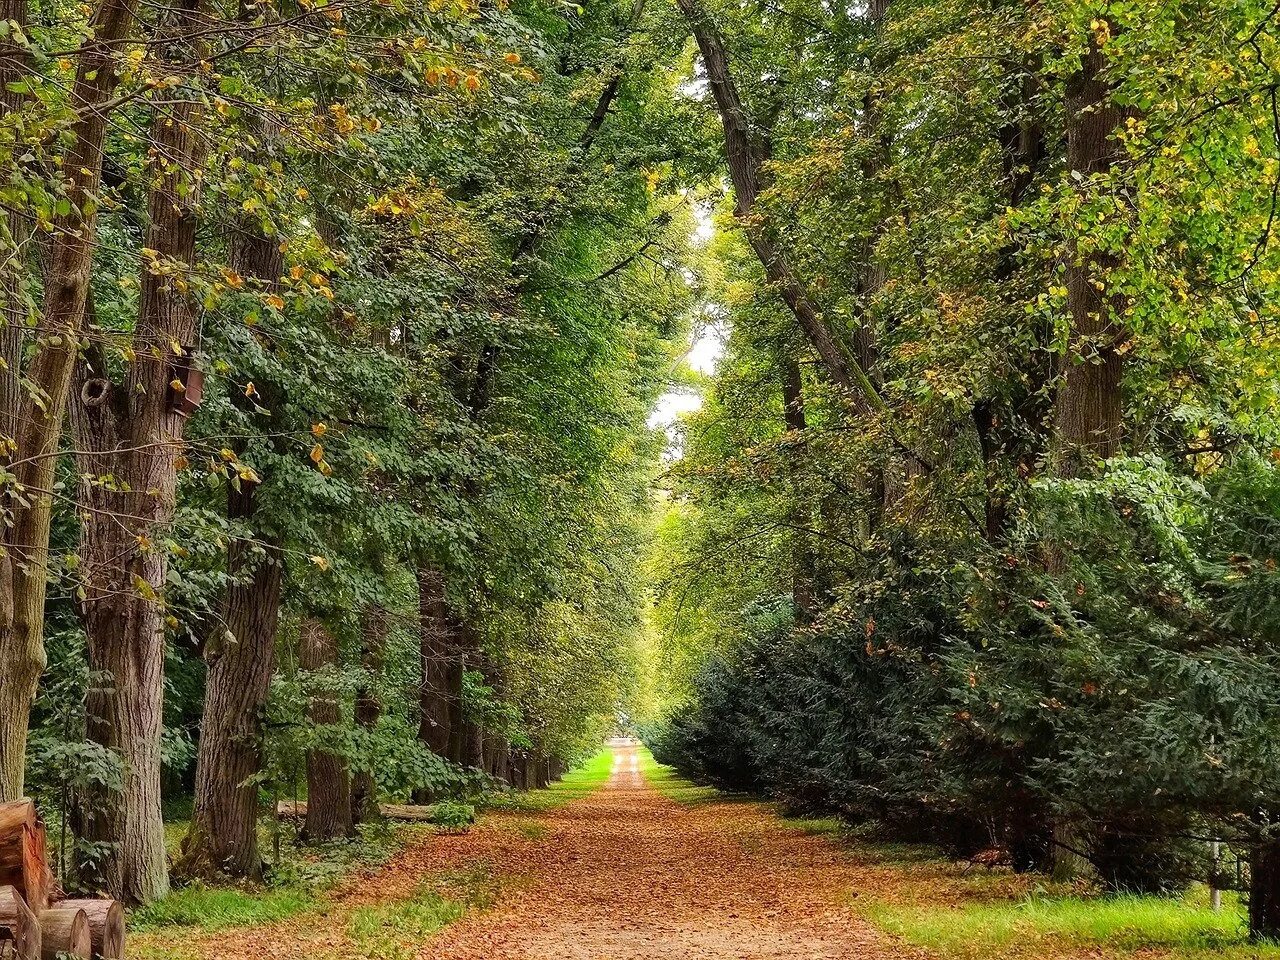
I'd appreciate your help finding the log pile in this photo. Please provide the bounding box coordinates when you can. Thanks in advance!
[275,800,443,822]
[0,801,126,960]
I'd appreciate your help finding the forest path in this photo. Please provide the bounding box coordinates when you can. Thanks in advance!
[425,742,909,959]
[146,745,917,960]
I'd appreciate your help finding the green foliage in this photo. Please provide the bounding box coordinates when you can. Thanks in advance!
[868,892,1271,960]
[131,884,315,932]
[429,801,477,832]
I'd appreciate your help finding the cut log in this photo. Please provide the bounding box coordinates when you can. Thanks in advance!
[0,885,40,960]
[54,902,123,960]
[277,800,443,822]
[36,908,89,960]
[0,802,52,912]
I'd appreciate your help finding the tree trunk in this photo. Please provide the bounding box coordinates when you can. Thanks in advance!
[176,482,283,882]
[351,605,387,825]
[0,0,142,803]
[1252,841,1280,941]
[176,177,284,882]
[1052,37,1129,478]
[299,619,352,842]
[66,0,206,904]
[416,566,458,760]
[675,0,881,415]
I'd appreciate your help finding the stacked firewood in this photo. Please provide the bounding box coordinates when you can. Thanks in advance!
[0,801,125,960]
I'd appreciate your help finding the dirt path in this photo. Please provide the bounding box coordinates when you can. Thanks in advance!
[150,745,913,960]
[425,743,907,959]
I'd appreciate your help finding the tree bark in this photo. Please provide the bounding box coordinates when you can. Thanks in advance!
[67,1,206,903]
[0,0,143,803]
[1052,37,1129,477]
[351,605,387,824]
[176,168,284,881]
[177,481,282,882]
[299,618,352,842]
[416,566,459,762]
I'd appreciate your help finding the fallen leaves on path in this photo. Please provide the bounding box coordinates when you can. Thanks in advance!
[138,748,921,959]
[425,746,916,959]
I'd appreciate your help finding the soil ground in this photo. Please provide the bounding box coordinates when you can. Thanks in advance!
[427,742,909,959]
[143,743,913,959]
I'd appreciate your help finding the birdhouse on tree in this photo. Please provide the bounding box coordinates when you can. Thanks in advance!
[167,346,204,418]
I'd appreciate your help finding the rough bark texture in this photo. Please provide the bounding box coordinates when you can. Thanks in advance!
[351,605,388,824]
[66,0,207,904]
[176,185,285,881]
[178,485,282,880]
[300,619,353,842]
[1052,38,1129,478]
[0,0,141,804]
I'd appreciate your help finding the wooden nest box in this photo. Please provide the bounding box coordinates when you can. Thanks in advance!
[167,346,204,418]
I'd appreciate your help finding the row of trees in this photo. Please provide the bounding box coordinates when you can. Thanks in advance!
[1,0,700,906]
[646,0,1280,941]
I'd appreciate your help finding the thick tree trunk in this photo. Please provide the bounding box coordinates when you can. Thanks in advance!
[177,484,283,881]
[351,605,387,824]
[1052,38,1129,477]
[1042,38,1129,880]
[1252,841,1280,941]
[176,183,284,881]
[68,0,205,903]
[299,619,352,842]
[0,0,142,803]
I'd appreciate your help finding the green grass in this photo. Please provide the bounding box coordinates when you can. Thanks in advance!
[347,889,466,960]
[483,748,617,812]
[131,883,314,931]
[867,887,1280,959]
[348,866,496,960]
[636,747,721,805]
